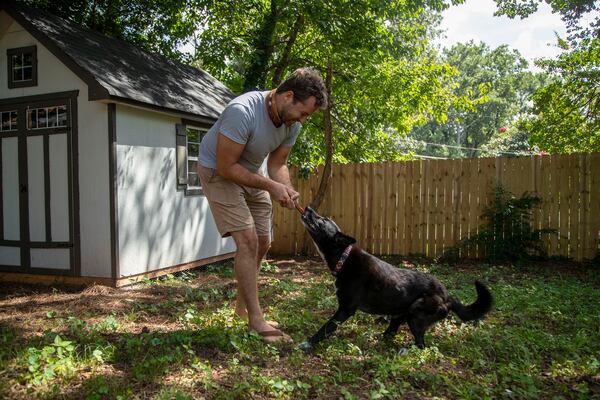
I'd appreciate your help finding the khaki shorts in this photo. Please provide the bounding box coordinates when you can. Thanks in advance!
[198,165,272,238]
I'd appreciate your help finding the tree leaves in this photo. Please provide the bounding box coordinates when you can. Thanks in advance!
[26,0,204,62]
[410,42,545,158]
[493,0,600,153]
[193,0,474,169]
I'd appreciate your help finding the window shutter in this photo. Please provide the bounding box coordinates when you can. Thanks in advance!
[176,124,188,187]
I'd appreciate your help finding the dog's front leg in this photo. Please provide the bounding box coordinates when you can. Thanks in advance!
[383,315,406,338]
[299,307,355,351]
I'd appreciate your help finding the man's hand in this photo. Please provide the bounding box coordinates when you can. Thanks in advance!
[267,145,300,210]
[269,182,299,209]
[286,186,300,204]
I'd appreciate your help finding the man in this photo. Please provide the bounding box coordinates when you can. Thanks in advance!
[197,67,327,343]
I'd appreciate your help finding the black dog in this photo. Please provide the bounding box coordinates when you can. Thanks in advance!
[299,206,492,350]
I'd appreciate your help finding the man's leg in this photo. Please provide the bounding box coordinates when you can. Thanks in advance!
[235,234,271,319]
[196,166,285,341]
[230,229,277,338]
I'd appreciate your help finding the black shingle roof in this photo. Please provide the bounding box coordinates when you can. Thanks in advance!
[3,2,234,120]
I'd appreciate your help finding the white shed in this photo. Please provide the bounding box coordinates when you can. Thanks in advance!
[0,3,236,286]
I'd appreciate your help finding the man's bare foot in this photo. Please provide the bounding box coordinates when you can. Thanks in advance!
[249,320,291,344]
[235,310,279,328]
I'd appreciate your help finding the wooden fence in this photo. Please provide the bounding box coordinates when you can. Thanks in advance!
[271,153,600,261]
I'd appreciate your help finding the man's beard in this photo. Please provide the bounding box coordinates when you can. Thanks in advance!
[280,104,296,127]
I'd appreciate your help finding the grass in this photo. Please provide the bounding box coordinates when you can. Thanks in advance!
[0,257,599,399]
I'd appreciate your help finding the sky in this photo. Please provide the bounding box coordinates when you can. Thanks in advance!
[434,0,568,69]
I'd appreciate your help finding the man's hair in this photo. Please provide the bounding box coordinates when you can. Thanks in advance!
[276,67,328,109]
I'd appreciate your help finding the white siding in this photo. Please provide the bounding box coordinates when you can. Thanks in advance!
[116,104,234,276]
[0,15,112,277]
[27,135,45,241]
[49,133,70,242]
[77,101,111,277]
[0,246,19,265]
[2,137,19,240]
[30,248,70,269]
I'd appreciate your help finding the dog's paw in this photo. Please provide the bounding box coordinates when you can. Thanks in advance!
[298,341,313,351]
[398,347,409,356]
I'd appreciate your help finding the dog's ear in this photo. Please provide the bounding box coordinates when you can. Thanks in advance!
[334,232,356,247]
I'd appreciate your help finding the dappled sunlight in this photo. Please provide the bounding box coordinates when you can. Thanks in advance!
[1,258,599,399]
[117,131,234,275]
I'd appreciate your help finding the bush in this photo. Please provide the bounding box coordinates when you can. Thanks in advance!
[443,184,555,262]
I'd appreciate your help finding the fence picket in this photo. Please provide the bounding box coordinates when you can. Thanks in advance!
[589,154,600,259]
[399,162,410,255]
[414,160,425,256]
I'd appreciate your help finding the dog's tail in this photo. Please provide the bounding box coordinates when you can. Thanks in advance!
[449,281,493,321]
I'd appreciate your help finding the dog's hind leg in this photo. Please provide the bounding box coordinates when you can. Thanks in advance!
[299,307,356,350]
[407,317,428,348]
[407,294,449,348]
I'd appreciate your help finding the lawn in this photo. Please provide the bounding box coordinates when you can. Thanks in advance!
[0,257,598,399]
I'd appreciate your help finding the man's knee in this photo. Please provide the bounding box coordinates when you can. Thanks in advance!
[232,229,259,255]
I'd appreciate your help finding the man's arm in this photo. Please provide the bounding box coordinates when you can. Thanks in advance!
[267,145,300,205]
[215,133,296,208]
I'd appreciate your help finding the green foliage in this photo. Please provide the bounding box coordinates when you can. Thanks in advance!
[410,41,546,158]
[193,0,477,170]
[518,37,599,153]
[492,0,597,31]
[24,0,203,62]
[23,335,77,386]
[444,184,556,261]
[2,261,600,398]
[155,387,194,400]
[93,314,120,333]
[493,0,599,153]
[480,126,536,157]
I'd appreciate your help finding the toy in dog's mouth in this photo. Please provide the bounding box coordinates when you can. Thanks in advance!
[300,206,340,235]
[300,206,316,230]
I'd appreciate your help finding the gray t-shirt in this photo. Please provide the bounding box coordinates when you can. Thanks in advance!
[198,90,302,173]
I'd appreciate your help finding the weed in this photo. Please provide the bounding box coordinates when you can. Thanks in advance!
[22,335,77,387]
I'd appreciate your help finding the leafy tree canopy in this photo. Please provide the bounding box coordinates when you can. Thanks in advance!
[493,0,597,38]
[193,0,480,170]
[517,33,599,153]
[27,0,478,168]
[409,41,546,158]
[493,0,599,153]
[24,0,202,62]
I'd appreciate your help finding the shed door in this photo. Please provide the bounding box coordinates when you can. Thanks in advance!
[0,92,78,274]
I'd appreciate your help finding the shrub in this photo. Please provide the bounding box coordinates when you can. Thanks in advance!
[443,184,555,262]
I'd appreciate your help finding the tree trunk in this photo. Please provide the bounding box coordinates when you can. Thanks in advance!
[272,14,304,86]
[310,59,334,212]
[301,60,333,254]
[243,0,278,91]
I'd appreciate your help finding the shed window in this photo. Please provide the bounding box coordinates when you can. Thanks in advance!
[1,110,18,132]
[27,106,67,129]
[7,46,37,88]
[176,122,210,195]
[186,127,202,187]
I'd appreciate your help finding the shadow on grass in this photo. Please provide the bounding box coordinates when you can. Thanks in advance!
[1,258,599,399]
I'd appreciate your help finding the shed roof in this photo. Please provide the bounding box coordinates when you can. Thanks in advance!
[3,2,234,121]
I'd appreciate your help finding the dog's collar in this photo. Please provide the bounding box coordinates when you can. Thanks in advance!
[333,245,353,276]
